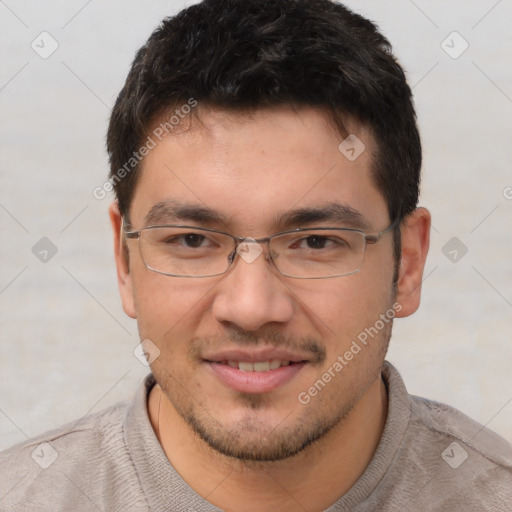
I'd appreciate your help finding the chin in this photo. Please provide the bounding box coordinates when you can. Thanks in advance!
[180,399,349,463]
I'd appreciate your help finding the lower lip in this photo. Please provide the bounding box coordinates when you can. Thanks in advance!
[206,362,306,394]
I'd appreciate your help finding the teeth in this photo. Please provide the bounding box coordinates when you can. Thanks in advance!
[238,362,254,372]
[253,361,270,372]
[269,359,281,370]
[225,360,292,371]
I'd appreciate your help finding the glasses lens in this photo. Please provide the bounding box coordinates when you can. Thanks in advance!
[271,229,366,278]
[139,227,234,277]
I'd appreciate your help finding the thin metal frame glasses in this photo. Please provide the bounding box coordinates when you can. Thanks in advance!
[123,219,398,279]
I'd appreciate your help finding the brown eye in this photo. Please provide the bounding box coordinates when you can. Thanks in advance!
[182,233,206,248]
[304,235,328,249]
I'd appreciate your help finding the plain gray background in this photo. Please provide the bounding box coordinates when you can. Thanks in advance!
[1,0,511,451]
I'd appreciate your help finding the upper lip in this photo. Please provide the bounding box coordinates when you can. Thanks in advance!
[203,347,310,363]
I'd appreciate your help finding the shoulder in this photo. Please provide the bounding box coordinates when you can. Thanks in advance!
[409,394,512,468]
[404,394,512,510]
[376,363,512,511]
[0,401,148,511]
[0,399,128,463]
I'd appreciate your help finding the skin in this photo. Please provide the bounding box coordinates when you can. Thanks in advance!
[109,106,430,511]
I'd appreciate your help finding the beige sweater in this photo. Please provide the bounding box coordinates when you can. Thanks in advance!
[1,362,511,511]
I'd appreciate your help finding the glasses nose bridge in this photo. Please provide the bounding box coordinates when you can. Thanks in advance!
[232,233,273,247]
[229,234,274,265]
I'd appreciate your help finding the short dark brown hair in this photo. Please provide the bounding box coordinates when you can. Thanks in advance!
[107,0,421,233]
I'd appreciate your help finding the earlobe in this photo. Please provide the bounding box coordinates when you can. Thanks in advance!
[108,201,137,319]
[395,207,431,318]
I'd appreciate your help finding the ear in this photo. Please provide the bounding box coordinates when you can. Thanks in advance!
[395,207,431,318]
[109,201,137,319]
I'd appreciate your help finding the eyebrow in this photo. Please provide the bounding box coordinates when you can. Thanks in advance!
[142,200,370,231]
[274,203,371,231]
[144,200,229,227]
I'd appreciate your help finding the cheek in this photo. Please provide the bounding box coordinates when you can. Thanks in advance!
[291,267,394,351]
[131,267,214,346]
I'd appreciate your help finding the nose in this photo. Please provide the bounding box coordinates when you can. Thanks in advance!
[212,243,294,332]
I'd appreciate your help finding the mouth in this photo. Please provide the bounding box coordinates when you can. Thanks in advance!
[213,359,295,372]
[203,351,309,394]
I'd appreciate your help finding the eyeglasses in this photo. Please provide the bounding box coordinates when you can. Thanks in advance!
[123,219,398,279]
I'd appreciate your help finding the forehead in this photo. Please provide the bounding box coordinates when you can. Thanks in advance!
[130,107,387,232]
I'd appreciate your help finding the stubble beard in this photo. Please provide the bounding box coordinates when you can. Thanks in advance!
[154,319,393,464]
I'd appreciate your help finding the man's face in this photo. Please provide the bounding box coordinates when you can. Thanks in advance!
[121,107,398,461]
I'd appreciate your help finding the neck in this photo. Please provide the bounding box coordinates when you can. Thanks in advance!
[148,375,388,512]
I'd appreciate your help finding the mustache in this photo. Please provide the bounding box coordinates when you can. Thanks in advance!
[188,329,327,365]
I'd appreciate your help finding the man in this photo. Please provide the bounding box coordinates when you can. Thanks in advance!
[1,0,511,510]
